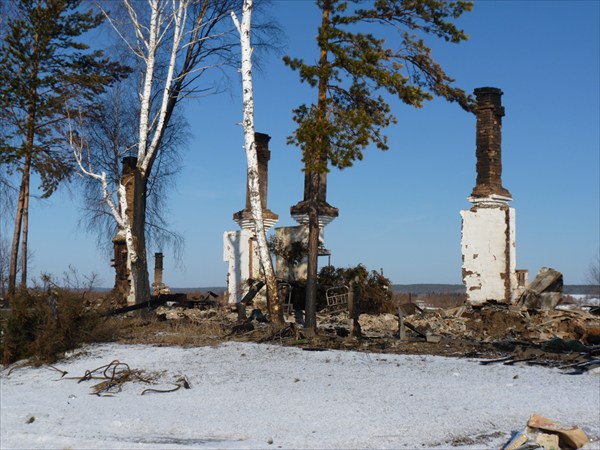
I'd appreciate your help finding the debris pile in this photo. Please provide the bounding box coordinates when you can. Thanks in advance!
[155,306,220,323]
[111,279,599,367]
[505,414,592,450]
[402,304,599,345]
[518,267,564,310]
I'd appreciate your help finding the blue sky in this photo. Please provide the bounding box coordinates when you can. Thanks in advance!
[10,0,600,288]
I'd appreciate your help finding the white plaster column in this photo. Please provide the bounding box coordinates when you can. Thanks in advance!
[461,195,517,305]
[223,230,254,304]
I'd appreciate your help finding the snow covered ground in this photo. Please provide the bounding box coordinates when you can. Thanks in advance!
[1,342,599,449]
[568,294,600,307]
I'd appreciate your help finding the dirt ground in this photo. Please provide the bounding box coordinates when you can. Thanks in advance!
[110,301,600,372]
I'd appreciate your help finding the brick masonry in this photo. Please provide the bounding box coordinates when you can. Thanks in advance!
[471,87,512,199]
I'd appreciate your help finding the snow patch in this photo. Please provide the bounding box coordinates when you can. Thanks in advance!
[2,342,599,449]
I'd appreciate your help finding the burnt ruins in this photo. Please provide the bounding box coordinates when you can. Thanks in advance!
[224,133,278,304]
[471,87,511,199]
[111,157,138,304]
[461,87,527,305]
[232,133,279,230]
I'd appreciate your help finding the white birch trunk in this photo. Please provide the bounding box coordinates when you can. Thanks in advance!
[132,0,159,166]
[98,0,192,303]
[232,0,283,325]
[70,125,139,302]
[89,0,232,304]
[141,1,186,174]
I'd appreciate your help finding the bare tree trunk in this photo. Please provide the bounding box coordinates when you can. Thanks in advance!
[231,0,283,325]
[70,122,144,304]
[8,172,26,295]
[9,78,37,295]
[304,172,320,333]
[12,26,40,293]
[101,0,185,305]
[20,160,30,288]
[131,175,150,303]
[0,237,7,297]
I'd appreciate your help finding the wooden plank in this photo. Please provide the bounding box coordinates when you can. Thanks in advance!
[240,281,265,305]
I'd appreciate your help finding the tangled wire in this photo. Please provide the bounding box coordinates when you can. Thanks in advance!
[48,360,190,396]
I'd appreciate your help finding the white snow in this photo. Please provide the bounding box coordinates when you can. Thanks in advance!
[568,294,600,307]
[1,342,599,449]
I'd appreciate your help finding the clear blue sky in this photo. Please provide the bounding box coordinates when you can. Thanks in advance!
[10,0,600,288]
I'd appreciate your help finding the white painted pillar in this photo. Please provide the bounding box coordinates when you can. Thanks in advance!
[223,230,253,304]
[461,195,517,305]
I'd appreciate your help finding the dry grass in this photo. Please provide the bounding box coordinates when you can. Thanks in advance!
[0,282,467,366]
[112,313,232,347]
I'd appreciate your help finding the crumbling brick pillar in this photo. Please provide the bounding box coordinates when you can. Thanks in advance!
[152,252,164,295]
[290,165,338,227]
[121,156,139,225]
[111,157,138,303]
[471,87,511,199]
[226,132,279,305]
[279,146,339,286]
[233,132,279,230]
[111,235,128,303]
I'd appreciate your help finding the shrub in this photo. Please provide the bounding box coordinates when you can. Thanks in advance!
[317,264,393,314]
[1,279,115,365]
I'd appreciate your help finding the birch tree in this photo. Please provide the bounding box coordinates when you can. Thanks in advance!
[69,118,141,304]
[85,0,242,303]
[231,0,283,325]
[77,83,186,269]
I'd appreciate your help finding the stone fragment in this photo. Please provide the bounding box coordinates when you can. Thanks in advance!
[518,267,564,310]
[527,413,590,449]
[535,432,559,450]
[504,429,528,450]
[357,313,399,336]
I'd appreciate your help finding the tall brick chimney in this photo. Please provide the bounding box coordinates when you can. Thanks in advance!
[471,87,511,199]
[462,87,519,306]
[247,133,271,212]
[154,252,163,286]
[233,132,278,230]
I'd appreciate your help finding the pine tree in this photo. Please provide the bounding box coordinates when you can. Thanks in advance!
[284,0,475,332]
[0,0,128,294]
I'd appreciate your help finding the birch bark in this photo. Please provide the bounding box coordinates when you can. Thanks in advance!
[95,0,191,303]
[70,125,139,303]
[231,0,283,325]
[84,0,255,303]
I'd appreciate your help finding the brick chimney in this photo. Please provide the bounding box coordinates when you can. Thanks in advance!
[471,87,511,199]
[154,252,163,287]
[233,132,279,230]
[111,156,139,303]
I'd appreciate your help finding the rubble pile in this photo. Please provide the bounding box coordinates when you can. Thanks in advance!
[404,305,599,345]
[124,284,599,368]
[155,306,221,323]
[505,414,592,450]
[406,305,600,345]
[313,303,599,348]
